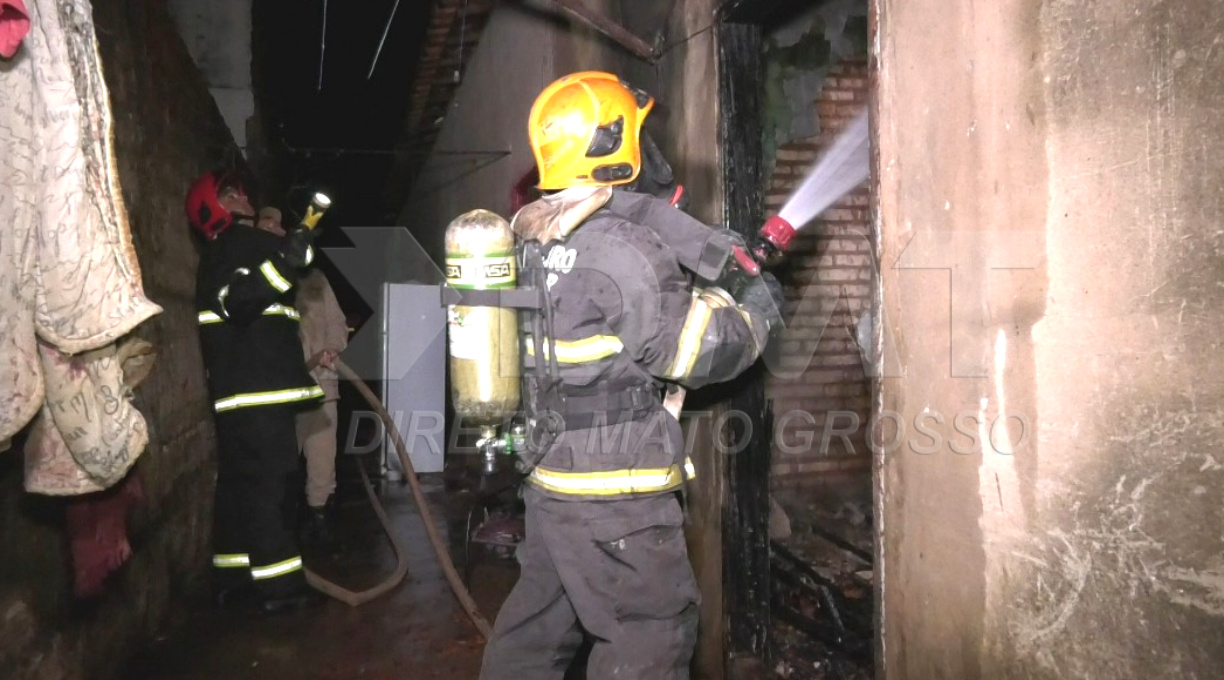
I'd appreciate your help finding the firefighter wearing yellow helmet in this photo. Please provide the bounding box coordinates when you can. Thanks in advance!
[529,70,654,189]
[478,72,784,679]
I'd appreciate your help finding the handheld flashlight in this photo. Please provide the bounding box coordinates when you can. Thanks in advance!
[300,192,332,230]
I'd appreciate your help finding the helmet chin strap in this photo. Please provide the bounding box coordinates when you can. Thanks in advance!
[624,129,679,201]
[231,211,256,225]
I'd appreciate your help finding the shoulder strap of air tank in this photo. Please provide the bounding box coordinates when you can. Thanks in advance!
[515,240,562,472]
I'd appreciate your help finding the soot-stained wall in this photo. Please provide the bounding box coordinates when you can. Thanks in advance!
[876,1,1224,677]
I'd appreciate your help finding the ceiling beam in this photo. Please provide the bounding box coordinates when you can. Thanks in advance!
[548,0,658,62]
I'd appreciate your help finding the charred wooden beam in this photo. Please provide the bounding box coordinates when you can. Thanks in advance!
[771,541,872,634]
[722,0,837,30]
[772,600,874,664]
[549,0,658,62]
[718,17,771,661]
[809,524,873,565]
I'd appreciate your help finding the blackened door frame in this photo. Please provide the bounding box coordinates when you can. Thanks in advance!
[716,0,771,665]
[714,0,852,669]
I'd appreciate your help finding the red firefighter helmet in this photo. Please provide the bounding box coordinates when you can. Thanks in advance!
[185,171,247,239]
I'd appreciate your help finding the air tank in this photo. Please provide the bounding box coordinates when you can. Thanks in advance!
[445,209,521,432]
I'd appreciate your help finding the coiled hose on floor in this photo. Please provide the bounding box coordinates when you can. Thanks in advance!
[302,358,493,639]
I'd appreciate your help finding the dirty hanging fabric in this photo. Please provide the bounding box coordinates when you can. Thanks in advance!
[65,470,144,597]
[0,0,162,492]
[23,336,157,494]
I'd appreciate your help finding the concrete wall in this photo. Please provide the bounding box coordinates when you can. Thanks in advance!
[396,0,723,259]
[640,5,723,676]
[875,0,1224,677]
[395,1,613,262]
[0,3,229,678]
[168,0,254,154]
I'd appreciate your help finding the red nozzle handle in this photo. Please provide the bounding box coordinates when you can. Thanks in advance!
[668,185,686,208]
[731,245,761,277]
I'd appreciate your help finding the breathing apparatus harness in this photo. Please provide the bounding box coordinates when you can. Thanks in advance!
[507,136,709,474]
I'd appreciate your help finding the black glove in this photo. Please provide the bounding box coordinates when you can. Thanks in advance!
[279,226,317,269]
[735,271,785,331]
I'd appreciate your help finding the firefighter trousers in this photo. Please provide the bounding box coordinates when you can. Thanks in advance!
[480,488,700,680]
[212,404,307,597]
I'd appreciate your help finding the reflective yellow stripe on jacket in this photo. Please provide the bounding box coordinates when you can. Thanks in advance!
[667,295,714,380]
[260,259,293,293]
[525,335,624,363]
[214,386,325,413]
[198,303,301,325]
[666,289,733,380]
[528,458,697,496]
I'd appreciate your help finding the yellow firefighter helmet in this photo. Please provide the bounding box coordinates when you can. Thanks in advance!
[528,71,655,191]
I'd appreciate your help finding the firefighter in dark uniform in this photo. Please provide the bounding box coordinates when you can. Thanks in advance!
[186,171,325,612]
[480,72,784,679]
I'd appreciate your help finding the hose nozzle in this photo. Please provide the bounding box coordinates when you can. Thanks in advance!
[750,215,796,265]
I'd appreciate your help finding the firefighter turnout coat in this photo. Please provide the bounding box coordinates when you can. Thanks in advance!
[196,225,323,413]
[517,189,769,501]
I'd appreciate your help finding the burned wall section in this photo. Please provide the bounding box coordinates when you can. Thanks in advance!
[877,0,1224,678]
[0,2,230,679]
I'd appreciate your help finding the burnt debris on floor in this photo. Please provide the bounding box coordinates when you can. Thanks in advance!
[769,480,874,680]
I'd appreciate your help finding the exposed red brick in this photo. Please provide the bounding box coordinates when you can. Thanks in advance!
[766,58,872,485]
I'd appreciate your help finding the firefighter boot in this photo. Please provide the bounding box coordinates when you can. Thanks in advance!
[300,497,336,553]
[260,585,326,615]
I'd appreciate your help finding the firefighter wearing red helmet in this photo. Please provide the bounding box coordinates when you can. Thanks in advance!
[478,72,783,679]
[187,170,325,613]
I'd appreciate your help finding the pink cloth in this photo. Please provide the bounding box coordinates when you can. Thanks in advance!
[0,0,29,58]
[66,472,144,598]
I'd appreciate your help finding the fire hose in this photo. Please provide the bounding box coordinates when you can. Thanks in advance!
[286,193,492,634]
[302,357,493,639]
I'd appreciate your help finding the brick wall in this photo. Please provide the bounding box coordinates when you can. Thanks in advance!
[0,3,232,679]
[765,58,873,489]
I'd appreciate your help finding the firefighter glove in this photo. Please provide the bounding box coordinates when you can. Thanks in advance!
[736,271,785,331]
[280,226,316,269]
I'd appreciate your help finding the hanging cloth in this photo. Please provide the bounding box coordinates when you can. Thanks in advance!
[0,0,29,58]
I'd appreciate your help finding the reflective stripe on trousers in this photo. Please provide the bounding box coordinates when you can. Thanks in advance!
[213,553,250,568]
[251,556,303,580]
[212,553,303,580]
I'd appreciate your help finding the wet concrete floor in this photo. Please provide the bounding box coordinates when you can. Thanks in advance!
[125,469,518,680]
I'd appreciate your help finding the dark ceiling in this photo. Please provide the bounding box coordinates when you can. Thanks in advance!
[248,0,434,320]
[251,0,432,226]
